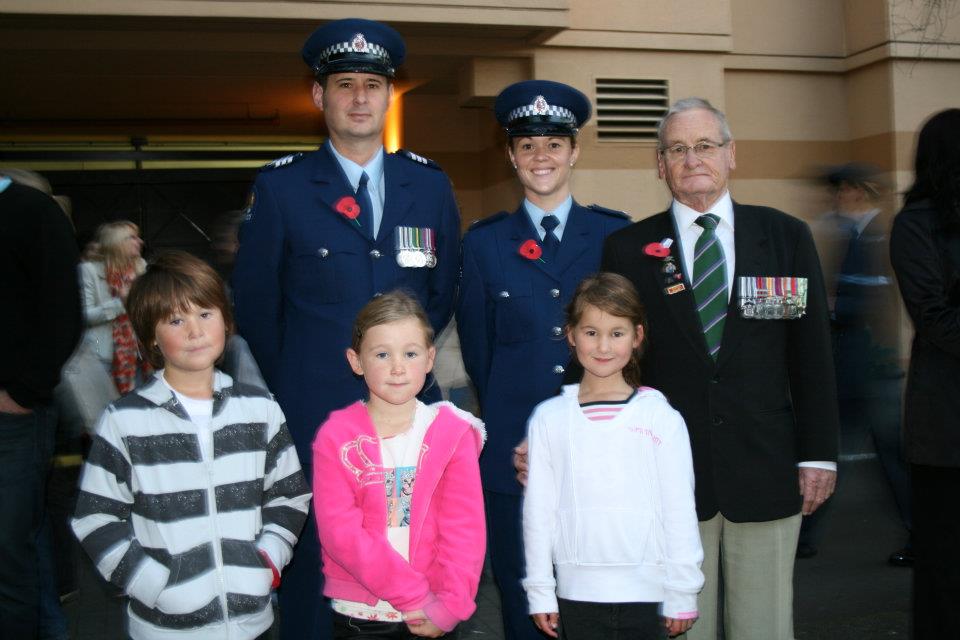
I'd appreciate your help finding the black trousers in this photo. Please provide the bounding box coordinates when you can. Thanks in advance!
[911,464,960,639]
[557,598,666,640]
[332,612,460,639]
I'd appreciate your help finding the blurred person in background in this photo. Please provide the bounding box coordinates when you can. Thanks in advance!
[889,108,960,639]
[79,221,149,395]
[799,164,911,565]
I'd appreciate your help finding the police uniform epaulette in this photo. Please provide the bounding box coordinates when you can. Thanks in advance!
[260,153,305,172]
[396,148,442,170]
[586,203,631,220]
[466,211,510,232]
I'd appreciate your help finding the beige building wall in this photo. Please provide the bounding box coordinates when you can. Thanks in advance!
[1,0,957,218]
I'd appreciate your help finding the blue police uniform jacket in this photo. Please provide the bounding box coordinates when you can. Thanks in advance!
[232,145,460,462]
[456,201,630,494]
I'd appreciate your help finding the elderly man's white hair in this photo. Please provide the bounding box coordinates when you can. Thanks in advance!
[657,97,734,149]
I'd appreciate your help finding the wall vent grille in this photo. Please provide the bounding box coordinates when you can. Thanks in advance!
[595,78,668,142]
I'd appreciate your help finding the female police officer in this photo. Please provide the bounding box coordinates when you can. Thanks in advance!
[456,80,631,640]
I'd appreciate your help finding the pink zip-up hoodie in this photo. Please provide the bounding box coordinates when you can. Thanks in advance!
[312,401,486,631]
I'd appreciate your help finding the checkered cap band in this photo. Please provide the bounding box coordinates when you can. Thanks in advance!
[318,39,390,64]
[507,102,576,125]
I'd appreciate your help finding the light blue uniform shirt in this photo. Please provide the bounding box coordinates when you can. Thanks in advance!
[523,195,573,242]
[327,141,386,239]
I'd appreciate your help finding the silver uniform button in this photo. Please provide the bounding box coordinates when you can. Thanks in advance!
[498,291,510,298]
[318,248,329,258]
[369,249,382,259]
[551,326,563,336]
[553,365,565,375]
[550,288,560,298]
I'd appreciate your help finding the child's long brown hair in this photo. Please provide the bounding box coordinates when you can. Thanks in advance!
[565,272,647,388]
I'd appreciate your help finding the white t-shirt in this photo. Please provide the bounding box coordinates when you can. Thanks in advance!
[161,373,214,459]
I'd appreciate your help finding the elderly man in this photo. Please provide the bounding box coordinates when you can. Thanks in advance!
[600,98,839,639]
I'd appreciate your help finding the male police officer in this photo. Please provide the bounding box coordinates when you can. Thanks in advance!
[232,18,460,640]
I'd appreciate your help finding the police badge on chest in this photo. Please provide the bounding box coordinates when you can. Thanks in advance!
[395,226,437,268]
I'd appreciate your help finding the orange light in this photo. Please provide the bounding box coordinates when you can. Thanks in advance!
[384,90,403,152]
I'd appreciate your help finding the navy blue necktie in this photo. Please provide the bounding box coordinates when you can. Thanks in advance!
[356,171,374,237]
[540,214,560,262]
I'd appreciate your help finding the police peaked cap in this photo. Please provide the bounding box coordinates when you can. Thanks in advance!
[494,80,592,137]
[302,18,406,78]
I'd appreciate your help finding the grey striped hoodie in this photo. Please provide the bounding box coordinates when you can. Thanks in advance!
[72,370,311,639]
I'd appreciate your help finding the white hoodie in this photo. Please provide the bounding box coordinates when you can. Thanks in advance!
[522,384,704,618]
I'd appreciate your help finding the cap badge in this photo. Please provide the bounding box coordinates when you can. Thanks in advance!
[351,33,368,53]
[533,95,549,115]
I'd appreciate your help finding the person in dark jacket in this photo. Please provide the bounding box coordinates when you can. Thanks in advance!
[889,107,960,639]
[0,175,82,639]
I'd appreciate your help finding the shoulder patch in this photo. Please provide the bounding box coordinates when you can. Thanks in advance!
[397,148,442,170]
[465,211,510,232]
[587,204,631,220]
[259,152,305,172]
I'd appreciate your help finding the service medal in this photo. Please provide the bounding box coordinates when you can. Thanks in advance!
[395,226,438,269]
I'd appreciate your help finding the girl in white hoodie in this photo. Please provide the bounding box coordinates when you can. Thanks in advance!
[522,272,704,639]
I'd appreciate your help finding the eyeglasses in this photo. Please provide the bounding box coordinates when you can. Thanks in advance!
[660,141,728,162]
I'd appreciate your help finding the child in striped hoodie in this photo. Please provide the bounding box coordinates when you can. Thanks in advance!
[72,251,310,640]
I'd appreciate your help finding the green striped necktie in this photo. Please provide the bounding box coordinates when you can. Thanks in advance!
[692,213,727,359]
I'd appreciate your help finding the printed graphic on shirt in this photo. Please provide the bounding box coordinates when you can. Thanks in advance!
[385,465,416,527]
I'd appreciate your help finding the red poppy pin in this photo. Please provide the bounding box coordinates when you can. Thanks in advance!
[643,241,671,258]
[518,239,545,262]
[334,196,362,227]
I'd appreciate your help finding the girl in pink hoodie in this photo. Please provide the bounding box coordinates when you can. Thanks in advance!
[312,291,486,638]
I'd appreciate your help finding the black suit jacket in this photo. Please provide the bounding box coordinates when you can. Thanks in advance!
[890,199,960,468]
[602,202,840,522]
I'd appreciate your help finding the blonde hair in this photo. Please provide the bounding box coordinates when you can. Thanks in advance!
[88,221,144,276]
[565,272,647,388]
[351,290,434,353]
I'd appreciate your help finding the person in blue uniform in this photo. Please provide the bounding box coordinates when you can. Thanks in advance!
[456,80,631,640]
[231,18,460,640]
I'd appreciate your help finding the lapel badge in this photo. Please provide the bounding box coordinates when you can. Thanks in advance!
[648,238,684,294]
[518,239,545,263]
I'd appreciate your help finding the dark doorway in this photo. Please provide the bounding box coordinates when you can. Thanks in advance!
[46,168,257,277]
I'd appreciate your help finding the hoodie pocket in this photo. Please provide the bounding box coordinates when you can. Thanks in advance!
[557,507,655,566]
